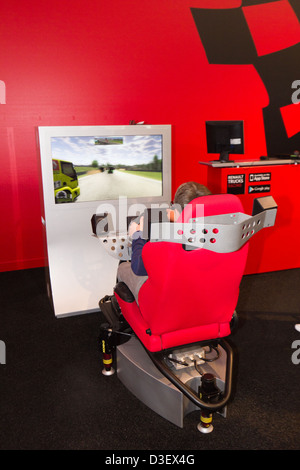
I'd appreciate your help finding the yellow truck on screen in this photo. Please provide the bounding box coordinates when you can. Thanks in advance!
[52,159,80,203]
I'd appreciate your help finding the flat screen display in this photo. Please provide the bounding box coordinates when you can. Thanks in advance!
[51,134,163,203]
[206,120,244,162]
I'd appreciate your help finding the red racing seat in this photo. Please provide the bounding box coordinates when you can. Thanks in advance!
[114,194,249,353]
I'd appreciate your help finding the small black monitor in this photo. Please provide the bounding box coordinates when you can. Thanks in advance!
[206,120,244,162]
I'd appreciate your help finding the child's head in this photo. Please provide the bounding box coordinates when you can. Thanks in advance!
[166,182,211,222]
[173,182,212,212]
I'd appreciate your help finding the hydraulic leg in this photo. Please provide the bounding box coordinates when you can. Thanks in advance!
[99,324,116,376]
[197,373,222,434]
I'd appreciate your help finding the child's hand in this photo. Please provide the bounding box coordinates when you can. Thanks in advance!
[128,221,139,237]
[128,216,144,237]
[166,209,175,222]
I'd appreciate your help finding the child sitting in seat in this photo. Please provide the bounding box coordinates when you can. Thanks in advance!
[117,181,212,303]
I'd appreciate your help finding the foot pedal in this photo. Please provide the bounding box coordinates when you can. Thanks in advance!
[99,295,121,328]
[111,295,122,317]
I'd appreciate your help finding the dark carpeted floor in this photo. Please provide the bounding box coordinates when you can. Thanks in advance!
[0,267,299,450]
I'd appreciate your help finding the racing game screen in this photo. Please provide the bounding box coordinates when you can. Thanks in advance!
[51,134,163,203]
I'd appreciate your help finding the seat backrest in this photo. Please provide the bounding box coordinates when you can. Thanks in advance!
[137,194,249,347]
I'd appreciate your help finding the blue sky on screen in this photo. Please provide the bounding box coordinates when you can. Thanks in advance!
[51,135,162,166]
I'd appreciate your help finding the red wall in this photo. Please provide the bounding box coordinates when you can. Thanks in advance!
[0,0,298,271]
